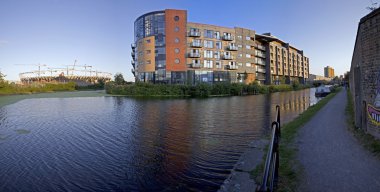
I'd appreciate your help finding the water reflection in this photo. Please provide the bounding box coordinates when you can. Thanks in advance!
[0,88,317,191]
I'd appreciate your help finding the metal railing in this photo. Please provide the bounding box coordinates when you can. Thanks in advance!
[257,105,281,192]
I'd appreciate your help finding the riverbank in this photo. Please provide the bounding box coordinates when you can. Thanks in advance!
[219,87,341,192]
[0,90,108,108]
[106,82,311,97]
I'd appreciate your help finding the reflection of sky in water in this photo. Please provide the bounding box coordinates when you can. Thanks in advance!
[0,88,319,192]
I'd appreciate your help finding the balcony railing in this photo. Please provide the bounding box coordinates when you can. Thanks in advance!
[191,63,202,68]
[257,45,266,51]
[131,60,135,68]
[191,42,202,48]
[131,68,135,75]
[255,52,266,58]
[222,35,234,41]
[189,31,201,37]
[226,65,238,70]
[222,54,233,60]
[131,43,136,49]
[228,45,238,51]
[188,52,201,58]
[131,52,135,58]
[257,68,266,73]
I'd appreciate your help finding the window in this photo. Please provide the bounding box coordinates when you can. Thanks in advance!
[214,51,220,59]
[214,31,220,39]
[204,40,214,48]
[175,58,180,64]
[238,44,243,48]
[246,36,251,40]
[174,27,179,32]
[146,60,151,64]
[238,53,242,58]
[175,38,180,43]
[204,29,214,38]
[215,61,221,68]
[246,54,251,58]
[174,48,180,54]
[237,35,242,39]
[146,50,151,54]
[216,41,222,49]
[204,50,213,58]
[174,16,179,21]
[246,45,251,49]
[204,60,213,68]
[238,63,243,66]
[146,39,151,43]
[246,63,251,67]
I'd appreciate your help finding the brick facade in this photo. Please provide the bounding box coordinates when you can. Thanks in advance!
[350,8,380,139]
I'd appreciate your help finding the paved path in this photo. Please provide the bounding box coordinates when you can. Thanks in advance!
[297,89,380,192]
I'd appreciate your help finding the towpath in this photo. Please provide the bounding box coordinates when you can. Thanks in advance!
[296,89,380,191]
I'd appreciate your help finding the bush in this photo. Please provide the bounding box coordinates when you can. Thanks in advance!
[104,81,311,97]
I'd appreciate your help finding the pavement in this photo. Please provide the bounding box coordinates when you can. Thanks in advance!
[296,89,380,191]
[218,139,267,192]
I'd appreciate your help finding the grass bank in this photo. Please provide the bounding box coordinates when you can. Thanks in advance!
[251,87,341,192]
[0,82,76,95]
[346,90,380,157]
[105,82,311,98]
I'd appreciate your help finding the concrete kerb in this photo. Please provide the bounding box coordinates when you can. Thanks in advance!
[219,139,268,192]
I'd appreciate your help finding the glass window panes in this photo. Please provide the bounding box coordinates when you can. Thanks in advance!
[204,29,214,38]
[204,50,213,58]
[204,40,214,48]
[203,60,213,68]
[216,41,222,49]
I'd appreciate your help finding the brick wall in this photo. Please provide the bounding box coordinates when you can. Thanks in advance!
[350,8,380,139]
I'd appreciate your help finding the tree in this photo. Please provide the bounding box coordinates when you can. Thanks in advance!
[114,73,125,85]
[0,70,5,83]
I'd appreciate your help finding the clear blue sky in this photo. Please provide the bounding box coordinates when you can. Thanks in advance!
[0,0,374,81]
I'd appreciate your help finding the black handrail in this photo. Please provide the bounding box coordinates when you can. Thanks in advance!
[256,105,281,192]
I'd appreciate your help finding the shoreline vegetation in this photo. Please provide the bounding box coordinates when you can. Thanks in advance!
[251,87,341,192]
[105,81,311,98]
[346,90,380,157]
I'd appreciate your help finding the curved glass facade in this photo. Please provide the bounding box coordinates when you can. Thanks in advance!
[133,11,166,83]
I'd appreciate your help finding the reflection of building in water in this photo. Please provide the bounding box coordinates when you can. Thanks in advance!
[135,100,193,186]
[272,89,312,123]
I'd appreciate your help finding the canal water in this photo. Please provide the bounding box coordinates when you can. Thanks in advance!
[0,88,318,191]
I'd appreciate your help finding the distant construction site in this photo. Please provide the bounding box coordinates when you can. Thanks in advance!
[17,60,112,86]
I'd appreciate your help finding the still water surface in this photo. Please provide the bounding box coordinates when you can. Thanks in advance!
[0,88,318,191]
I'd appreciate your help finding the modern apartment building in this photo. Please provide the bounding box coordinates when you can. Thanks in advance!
[131,9,309,85]
[324,66,335,78]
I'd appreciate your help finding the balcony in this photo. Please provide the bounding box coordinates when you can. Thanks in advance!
[191,63,202,68]
[131,52,135,59]
[188,52,201,58]
[222,35,234,41]
[257,45,266,51]
[189,31,201,37]
[255,52,266,58]
[228,45,238,51]
[131,68,135,75]
[131,60,135,68]
[226,65,238,70]
[222,54,234,60]
[191,41,202,48]
[131,43,136,49]
[256,68,266,73]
